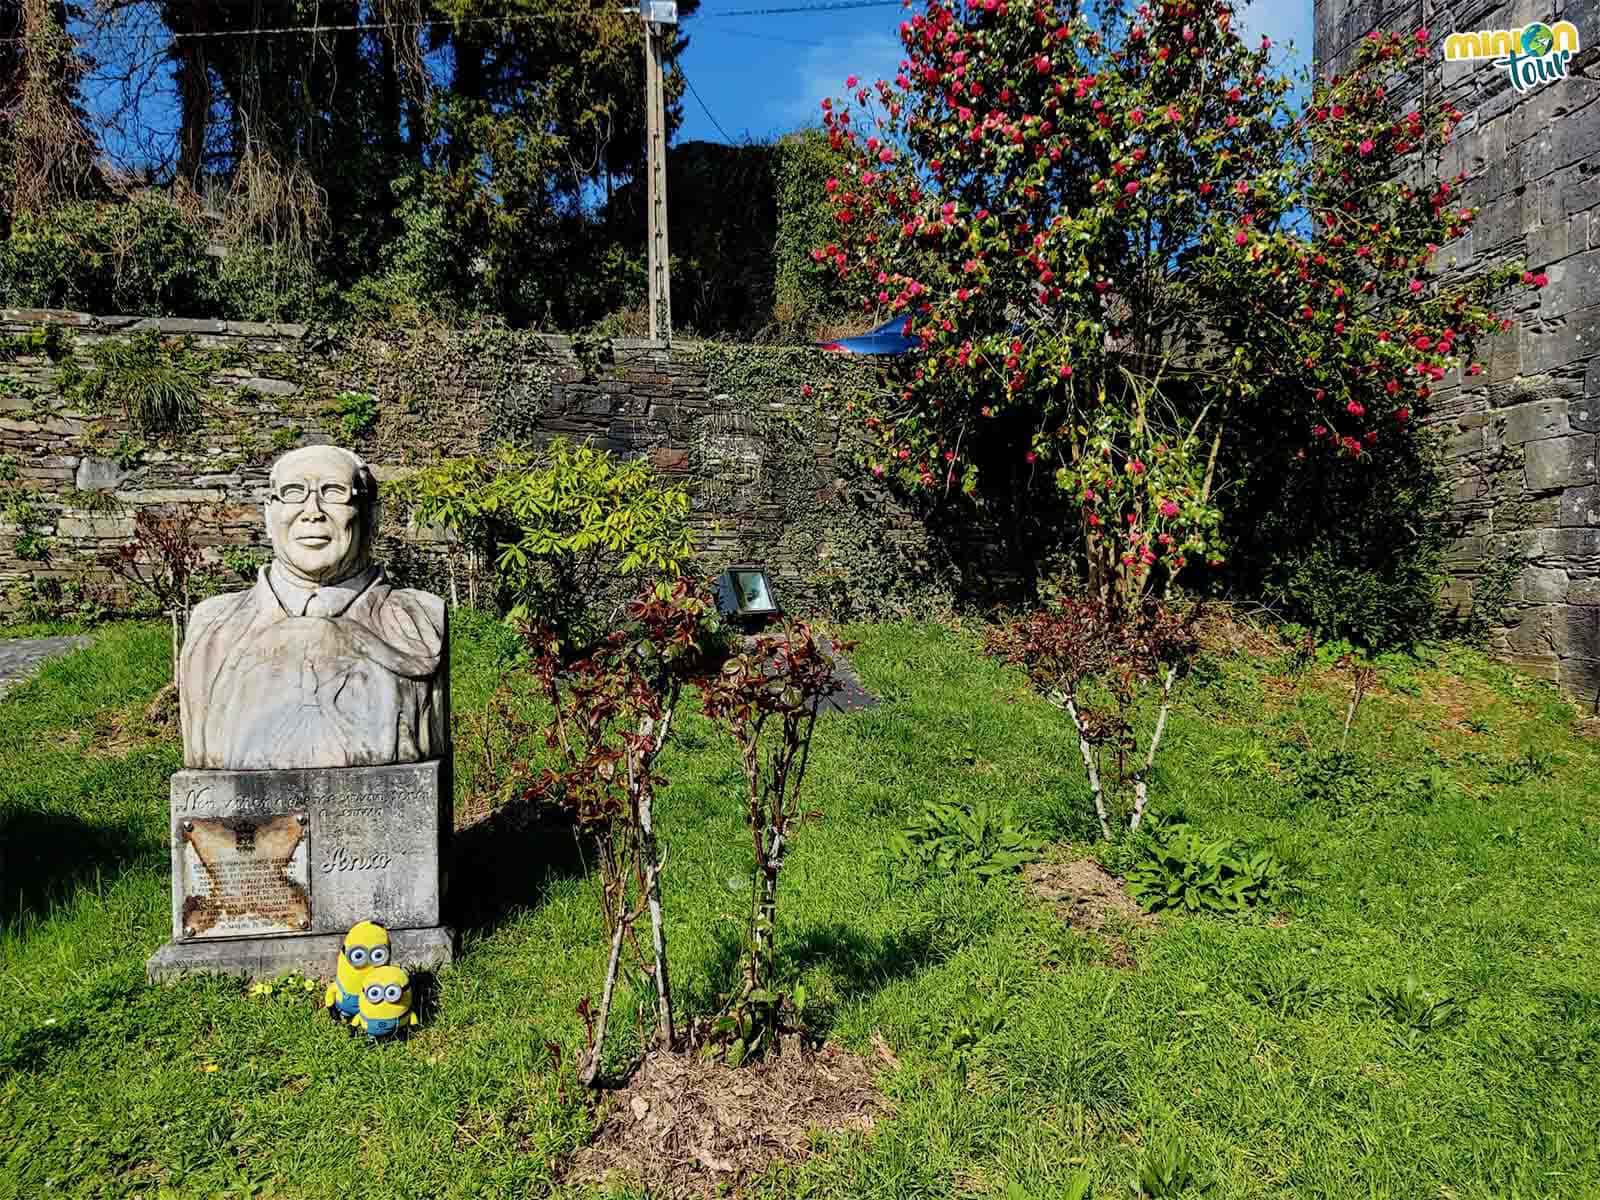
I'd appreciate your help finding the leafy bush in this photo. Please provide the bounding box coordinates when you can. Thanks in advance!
[1124,820,1290,916]
[986,594,1202,838]
[0,196,213,315]
[1232,432,1455,651]
[1293,749,1384,815]
[520,580,716,1082]
[888,796,1044,881]
[390,438,695,651]
[72,331,210,434]
[329,391,378,441]
[698,623,846,1065]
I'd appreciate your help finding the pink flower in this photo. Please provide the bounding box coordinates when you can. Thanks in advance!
[1235,230,1248,246]
[1160,499,1179,518]
[1124,180,1140,195]
[1166,107,1182,122]
[825,178,839,192]
[845,75,859,88]
[1127,459,1146,475]
[1346,400,1365,417]
[1409,279,1424,293]
[1534,272,1549,288]
[1058,363,1073,378]
[1025,450,1038,463]
[1129,108,1144,124]
[1035,55,1052,73]
[1359,138,1375,155]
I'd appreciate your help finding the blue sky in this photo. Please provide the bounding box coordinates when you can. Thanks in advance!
[675,1,1313,145]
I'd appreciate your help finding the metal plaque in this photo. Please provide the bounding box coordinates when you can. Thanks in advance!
[179,812,311,939]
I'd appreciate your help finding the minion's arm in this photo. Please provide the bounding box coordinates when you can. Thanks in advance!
[407,1011,419,1026]
[323,983,338,1008]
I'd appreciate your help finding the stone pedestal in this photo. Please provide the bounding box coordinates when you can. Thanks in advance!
[147,761,454,981]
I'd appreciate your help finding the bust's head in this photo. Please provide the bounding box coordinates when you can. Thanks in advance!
[265,445,378,585]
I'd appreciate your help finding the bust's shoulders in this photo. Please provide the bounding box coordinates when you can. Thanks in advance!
[372,580,446,645]
[189,584,258,628]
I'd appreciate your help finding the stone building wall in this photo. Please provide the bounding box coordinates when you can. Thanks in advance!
[0,310,995,621]
[1316,0,1600,701]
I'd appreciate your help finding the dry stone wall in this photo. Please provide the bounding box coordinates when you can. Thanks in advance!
[1317,0,1600,702]
[0,310,993,621]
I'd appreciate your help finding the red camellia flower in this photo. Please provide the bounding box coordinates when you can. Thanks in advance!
[1234,230,1248,246]
[1347,400,1365,417]
[1359,138,1375,155]
[1409,279,1423,293]
[1534,273,1549,288]
[1395,407,1410,422]
[1160,499,1179,518]
[1124,180,1140,195]
[1129,108,1144,124]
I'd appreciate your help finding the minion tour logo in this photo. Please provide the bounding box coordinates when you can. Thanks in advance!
[1444,21,1581,93]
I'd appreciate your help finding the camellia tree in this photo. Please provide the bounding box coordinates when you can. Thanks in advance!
[814,0,1529,613]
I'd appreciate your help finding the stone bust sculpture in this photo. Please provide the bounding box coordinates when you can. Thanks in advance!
[178,445,448,770]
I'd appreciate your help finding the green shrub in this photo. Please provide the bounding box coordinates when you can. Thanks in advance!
[389,438,695,649]
[72,331,210,434]
[887,796,1044,882]
[1124,820,1290,916]
[329,391,378,441]
[0,196,213,315]
[1227,428,1454,652]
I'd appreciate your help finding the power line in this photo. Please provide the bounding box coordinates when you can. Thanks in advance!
[701,27,829,47]
[683,71,736,142]
[701,1,904,17]
[1,1,908,44]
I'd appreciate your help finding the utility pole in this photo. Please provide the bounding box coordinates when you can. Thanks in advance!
[642,2,676,344]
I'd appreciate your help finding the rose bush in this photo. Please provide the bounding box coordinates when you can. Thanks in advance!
[815,0,1525,616]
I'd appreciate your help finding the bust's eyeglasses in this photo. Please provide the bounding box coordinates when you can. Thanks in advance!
[269,481,360,507]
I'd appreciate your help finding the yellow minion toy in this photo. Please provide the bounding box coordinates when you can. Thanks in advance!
[323,921,391,1020]
[351,964,418,1039]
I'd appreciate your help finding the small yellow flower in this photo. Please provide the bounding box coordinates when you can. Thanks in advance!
[200,1062,220,1073]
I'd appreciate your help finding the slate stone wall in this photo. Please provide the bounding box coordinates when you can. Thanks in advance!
[1316,0,1600,701]
[0,310,991,620]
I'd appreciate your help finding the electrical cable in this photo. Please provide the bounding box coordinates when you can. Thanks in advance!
[702,0,903,16]
[683,71,737,142]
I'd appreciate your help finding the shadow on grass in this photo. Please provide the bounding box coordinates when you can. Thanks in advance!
[783,921,937,1002]
[448,803,590,936]
[683,919,942,1039]
[0,807,162,928]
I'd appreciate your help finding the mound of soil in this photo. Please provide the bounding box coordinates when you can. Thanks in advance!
[1026,858,1152,932]
[564,1043,886,1197]
[1025,858,1154,968]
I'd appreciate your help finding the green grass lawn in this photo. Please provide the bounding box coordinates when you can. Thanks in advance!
[3,614,1599,1199]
